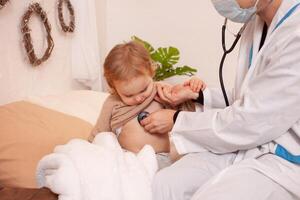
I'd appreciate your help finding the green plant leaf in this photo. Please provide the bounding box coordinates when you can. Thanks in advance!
[175,65,197,75]
[131,36,155,55]
[154,65,197,81]
[131,35,198,81]
[154,67,176,81]
[152,47,180,68]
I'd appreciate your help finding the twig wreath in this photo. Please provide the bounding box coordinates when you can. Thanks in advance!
[0,0,9,9]
[58,0,75,33]
[21,3,54,66]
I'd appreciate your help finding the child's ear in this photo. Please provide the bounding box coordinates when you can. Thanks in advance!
[151,61,158,71]
[151,62,157,78]
[106,81,116,94]
[108,87,116,95]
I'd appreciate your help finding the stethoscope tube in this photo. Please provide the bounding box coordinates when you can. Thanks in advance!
[219,19,243,107]
[219,0,276,107]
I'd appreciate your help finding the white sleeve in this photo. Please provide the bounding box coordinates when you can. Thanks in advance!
[203,87,234,110]
[171,34,300,155]
[193,87,234,113]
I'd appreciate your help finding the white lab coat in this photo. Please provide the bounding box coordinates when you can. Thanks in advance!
[170,0,300,198]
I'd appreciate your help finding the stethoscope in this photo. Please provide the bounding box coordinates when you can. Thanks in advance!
[220,18,248,106]
[220,1,300,107]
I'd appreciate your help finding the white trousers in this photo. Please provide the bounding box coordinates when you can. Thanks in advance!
[152,152,300,200]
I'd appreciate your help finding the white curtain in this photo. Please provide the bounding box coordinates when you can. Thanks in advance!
[71,0,102,91]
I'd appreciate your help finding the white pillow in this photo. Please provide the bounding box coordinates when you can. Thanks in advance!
[26,90,109,125]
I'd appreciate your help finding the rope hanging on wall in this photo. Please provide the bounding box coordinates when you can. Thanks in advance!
[0,0,9,9]
[58,0,75,33]
[21,3,54,67]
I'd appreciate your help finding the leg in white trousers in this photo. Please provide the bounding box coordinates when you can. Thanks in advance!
[152,152,236,200]
[191,154,300,200]
[152,153,300,200]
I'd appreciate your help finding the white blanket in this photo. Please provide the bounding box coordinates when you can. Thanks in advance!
[36,132,158,200]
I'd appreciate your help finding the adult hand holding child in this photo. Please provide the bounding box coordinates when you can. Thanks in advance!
[155,77,205,107]
[141,77,206,134]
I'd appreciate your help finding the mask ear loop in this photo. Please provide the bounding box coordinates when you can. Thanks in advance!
[237,0,274,35]
[237,0,261,34]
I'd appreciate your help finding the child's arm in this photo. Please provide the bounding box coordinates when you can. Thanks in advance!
[88,96,114,142]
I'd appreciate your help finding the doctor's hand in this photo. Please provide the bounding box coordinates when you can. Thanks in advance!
[140,109,176,134]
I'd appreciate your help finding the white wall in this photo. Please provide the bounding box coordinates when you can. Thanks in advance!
[0,0,241,105]
[98,0,241,88]
[0,0,86,105]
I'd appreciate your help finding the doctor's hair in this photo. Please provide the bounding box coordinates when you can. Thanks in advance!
[103,41,156,91]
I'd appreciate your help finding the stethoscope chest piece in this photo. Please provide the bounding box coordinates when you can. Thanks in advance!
[137,111,150,125]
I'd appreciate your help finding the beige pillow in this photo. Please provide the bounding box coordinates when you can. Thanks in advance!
[0,101,93,188]
[26,90,109,125]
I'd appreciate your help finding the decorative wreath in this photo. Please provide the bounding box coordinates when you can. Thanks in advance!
[0,0,9,9]
[58,0,75,33]
[21,3,54,66]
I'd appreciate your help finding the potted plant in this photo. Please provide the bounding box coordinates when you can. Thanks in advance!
[131,36,197,82]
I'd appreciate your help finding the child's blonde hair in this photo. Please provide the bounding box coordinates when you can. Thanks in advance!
[103,41,155,90]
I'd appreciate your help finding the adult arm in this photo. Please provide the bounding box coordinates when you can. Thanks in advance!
[171,35,300,154]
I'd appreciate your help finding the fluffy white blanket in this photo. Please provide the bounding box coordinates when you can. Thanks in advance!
[36,132,158,200]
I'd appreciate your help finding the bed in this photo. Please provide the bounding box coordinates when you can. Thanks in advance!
[0,90,109,199]
[0,187,57,200]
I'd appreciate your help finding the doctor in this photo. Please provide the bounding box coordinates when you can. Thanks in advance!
[141,0,300,199]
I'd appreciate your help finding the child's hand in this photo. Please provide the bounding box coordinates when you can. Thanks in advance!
[155,82,194,107]
[154,82,173,105]
[183,77,206,93]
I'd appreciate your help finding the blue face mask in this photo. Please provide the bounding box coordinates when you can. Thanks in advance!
[211,0,258,23]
